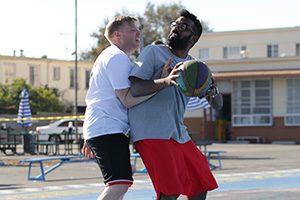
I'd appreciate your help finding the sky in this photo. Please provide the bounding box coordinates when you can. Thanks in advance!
[1,0,299,61]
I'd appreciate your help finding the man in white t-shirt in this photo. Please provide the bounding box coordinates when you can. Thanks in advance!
[82,16,171,200]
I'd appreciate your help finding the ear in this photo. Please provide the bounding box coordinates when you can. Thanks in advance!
[114,31,122,40]
[191,34,198,43]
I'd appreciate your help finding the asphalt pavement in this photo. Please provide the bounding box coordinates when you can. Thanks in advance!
[0,142,300,200]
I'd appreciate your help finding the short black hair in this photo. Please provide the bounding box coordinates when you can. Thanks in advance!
[179,9,202,43]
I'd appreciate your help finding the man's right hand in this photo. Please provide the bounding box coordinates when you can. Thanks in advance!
[82,142,94,159]
[161,59,182,86]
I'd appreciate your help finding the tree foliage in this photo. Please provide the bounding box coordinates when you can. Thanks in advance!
[0,78,63,114]
[80,2,212,62]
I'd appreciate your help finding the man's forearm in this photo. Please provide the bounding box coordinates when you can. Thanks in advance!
[130,77,168,97]
[206,93,223,110]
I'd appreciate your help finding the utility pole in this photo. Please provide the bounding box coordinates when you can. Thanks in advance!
[74,0,78,134]
[139,18,144,52]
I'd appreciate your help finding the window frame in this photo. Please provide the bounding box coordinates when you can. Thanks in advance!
[29,64,40,87]
[198,48,209,60]
[53,66,61,81]
[3,62,16,84]
[69,67,80,89]
[284,78,300,126]
[223,46,246,59]
[267,44,278,58]
[232,79,273,127]
[296,43,300,57]
[85,69,91,89]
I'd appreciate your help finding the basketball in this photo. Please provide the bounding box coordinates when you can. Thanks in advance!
[175,60,212,97]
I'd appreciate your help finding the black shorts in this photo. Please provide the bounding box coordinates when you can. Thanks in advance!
[86,133,133,186]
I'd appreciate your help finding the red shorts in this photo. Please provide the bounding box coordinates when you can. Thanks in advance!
[134,139,218,199]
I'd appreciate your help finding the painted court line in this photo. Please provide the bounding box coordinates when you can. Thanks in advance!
[214,168,300,178]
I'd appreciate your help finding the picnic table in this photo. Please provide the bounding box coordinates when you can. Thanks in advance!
[193,140,227,170]
[194,140,213,154]
[202,150,227,169]
[35,132,83,155]
[0,141,21,155]
[7,132,35,155]
[7,132,83,155]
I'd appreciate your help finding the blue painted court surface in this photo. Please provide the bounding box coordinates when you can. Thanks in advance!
[0,170,299,200]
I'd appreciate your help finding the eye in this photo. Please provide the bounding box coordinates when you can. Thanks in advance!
[178,24,186,31]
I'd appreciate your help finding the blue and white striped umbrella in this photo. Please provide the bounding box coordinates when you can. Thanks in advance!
[186,97,210,111]
[17,88,32,128]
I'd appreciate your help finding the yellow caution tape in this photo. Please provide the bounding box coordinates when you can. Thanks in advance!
[0,115,85,122]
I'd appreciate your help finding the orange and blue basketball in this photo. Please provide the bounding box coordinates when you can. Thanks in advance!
[175,60,212,97]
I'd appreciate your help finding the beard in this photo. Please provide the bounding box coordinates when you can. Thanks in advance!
[167,31,193,50]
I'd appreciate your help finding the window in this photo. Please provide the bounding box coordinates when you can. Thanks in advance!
[69,68,80,89]
[267,44,278,57]
[85,69,91,89]
[29,65,40,86]
[232,79,272,126]
[285,79,300,126]
[296,43,300,56]
[3,63,15,84]
[70,68,75,88]
[223,46,246,59]
[53,66,60,80]
[198,48,209,60]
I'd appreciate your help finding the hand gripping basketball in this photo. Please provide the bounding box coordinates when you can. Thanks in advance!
[175,60,212,97]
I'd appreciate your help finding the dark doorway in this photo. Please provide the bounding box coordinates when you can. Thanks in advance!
[216,94,231,140]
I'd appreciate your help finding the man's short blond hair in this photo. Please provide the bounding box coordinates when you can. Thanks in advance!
[104,15,138,43]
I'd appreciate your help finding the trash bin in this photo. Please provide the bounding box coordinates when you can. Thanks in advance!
[23,135,30,153]
[24,134,36,155]
[29,135,36,155]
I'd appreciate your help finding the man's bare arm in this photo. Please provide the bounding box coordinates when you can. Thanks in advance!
[130,61,182,97]
[202,78,223,110]
[115,88,155,108]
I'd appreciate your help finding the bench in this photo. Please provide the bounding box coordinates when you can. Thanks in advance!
[131,153,147,173]
[202,150,227,169]
[0,141,21,155]
[194,141,213,155]
[32,141,58,155]
[236,136,266,143]
[19,155,96,180]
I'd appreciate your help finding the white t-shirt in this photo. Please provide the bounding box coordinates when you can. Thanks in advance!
[83,45,132,140]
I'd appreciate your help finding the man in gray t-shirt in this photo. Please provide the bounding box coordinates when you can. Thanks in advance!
[129,44,192,144]
[129,9,223,200]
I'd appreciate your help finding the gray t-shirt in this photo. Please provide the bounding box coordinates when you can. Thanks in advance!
[128,45,193,143]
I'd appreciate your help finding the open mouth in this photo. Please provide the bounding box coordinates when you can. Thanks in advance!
[170,32,180,39]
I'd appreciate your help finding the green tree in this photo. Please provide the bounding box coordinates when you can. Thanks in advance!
[141,2,211,45]
[0,78,63,114]
[79,2,212,62]
[0,78,28,114]
[29,87,63,114]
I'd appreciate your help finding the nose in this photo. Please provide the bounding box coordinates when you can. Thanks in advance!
[171,26,180,34]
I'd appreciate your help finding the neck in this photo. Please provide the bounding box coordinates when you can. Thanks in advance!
[169,46,188,59]
[112,42,131,56]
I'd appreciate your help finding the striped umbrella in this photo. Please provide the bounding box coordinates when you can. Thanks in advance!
[186,97,210,111]
[17,88,32,130]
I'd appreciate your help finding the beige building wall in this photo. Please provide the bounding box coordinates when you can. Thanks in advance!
[191,27,300,60]
[273,77,286,117]
[0,55,93,111]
